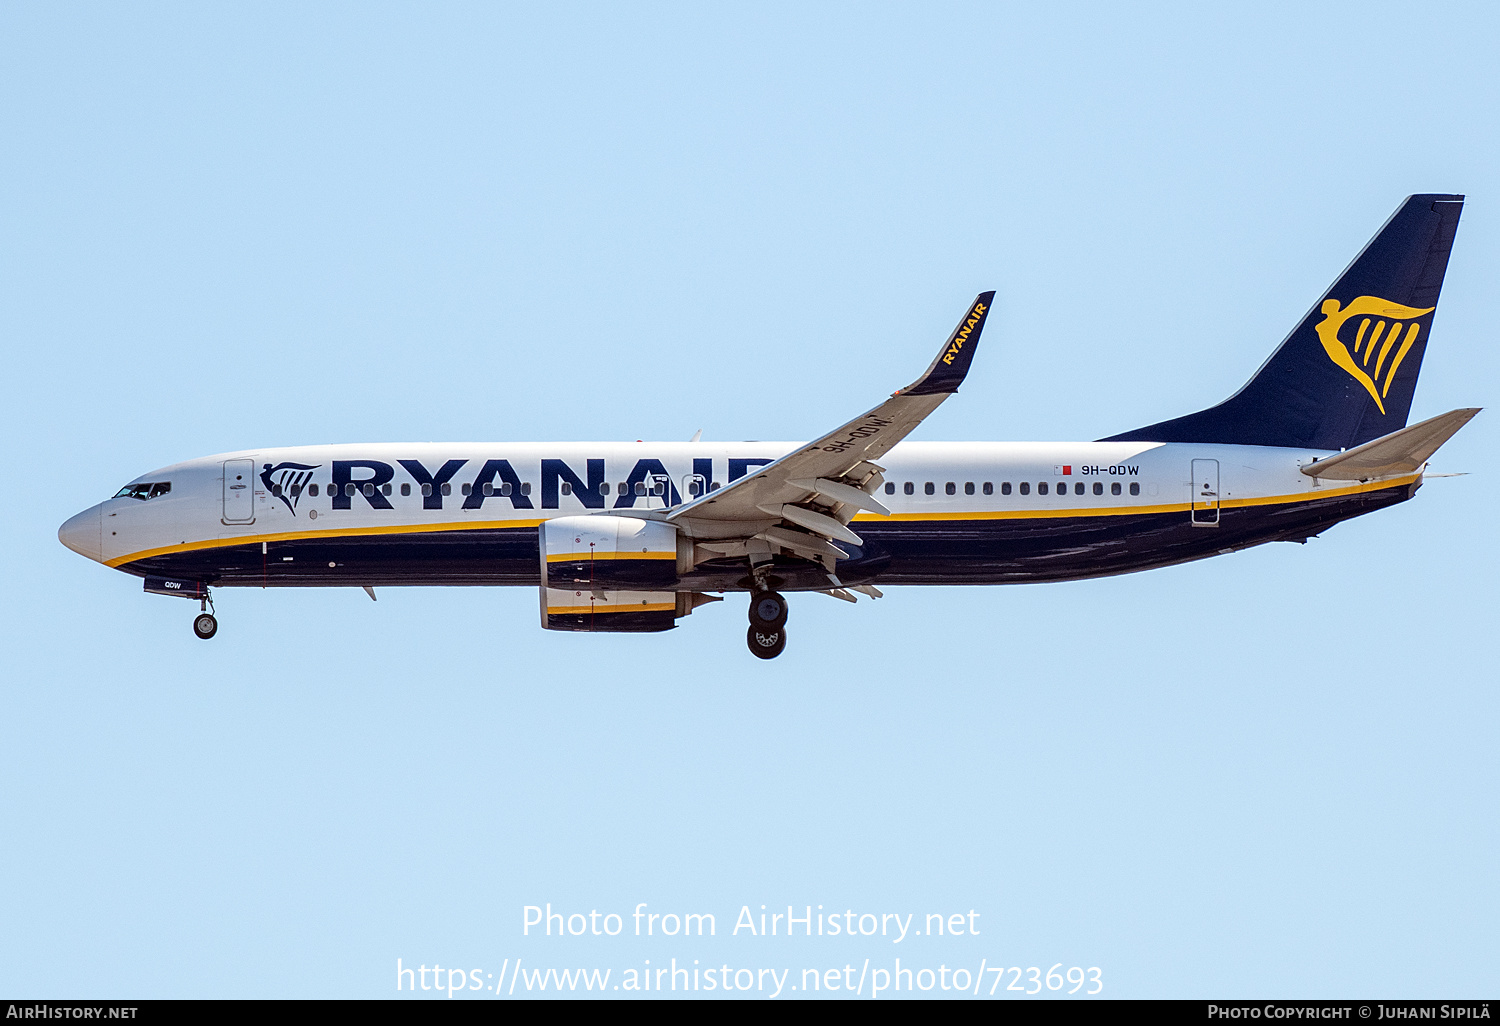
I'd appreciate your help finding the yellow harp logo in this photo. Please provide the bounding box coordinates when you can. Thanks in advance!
[1314,296,1433,415]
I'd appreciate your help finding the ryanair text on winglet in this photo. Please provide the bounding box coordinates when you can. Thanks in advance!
[942,302,987,365]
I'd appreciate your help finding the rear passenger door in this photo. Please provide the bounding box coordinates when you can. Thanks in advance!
[1190,459,1219,527]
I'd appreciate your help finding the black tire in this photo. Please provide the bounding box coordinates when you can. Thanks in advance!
[748,591,788,630]
[746,625,786,660]
[193,613,218,640]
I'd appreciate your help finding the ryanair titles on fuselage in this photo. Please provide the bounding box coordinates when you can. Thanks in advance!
[302,454,779,513]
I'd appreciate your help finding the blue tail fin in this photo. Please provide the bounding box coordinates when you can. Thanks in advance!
[1104,194,1464,450]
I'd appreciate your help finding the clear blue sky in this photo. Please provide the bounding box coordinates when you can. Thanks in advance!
[2,1,1496,999]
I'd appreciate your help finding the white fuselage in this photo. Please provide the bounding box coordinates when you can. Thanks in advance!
[61,439,1410,581]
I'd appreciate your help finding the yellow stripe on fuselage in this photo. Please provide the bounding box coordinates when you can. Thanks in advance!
[547,604,677,616]
[108,475,1418,569]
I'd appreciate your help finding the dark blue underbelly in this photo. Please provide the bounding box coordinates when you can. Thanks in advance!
[117,483,1412,590]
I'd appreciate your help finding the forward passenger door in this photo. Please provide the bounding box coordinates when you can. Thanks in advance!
[222,458,256,524]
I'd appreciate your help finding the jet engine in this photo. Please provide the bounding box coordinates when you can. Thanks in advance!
[538,515,715,632]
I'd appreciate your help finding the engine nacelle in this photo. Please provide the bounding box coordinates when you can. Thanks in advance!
[541,515,680,590]
[539,515,710,632]
[541,587,701,633]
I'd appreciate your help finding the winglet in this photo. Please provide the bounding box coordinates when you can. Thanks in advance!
[898,291,996,396]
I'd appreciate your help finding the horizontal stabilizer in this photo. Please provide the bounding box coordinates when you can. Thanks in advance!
[1301,407,1480,480]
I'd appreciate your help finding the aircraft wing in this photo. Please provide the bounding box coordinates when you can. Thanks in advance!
[667,292,995,566]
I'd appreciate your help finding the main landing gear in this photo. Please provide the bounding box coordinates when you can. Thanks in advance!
[746,589,788,659]
[192,591,217,640]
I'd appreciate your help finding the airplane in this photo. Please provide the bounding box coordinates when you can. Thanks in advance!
[59,194,1478,659]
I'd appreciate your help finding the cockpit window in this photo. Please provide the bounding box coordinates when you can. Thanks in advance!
[114,482,171,500]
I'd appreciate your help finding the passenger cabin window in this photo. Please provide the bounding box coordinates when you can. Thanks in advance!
[1018,482,1029,495]
[114,482,171,500]
[1129,482,1140,496]
[561,482,572,496]
[999,482,1010,495]
[520,482,532,496]
[903,482,914,495]
[441,483,451,496]
[401,483,411,497]
[1093,482,1103,495]
[309,484,319,497]
[382,483,392,496]
[965,482,975,495]
[1074,482,1084,495]
[1111,482,1121,495]
[885,482,895,495]
[462,483,472,495]
[924,482,935,495]
[1038,482,1048,495]
[600,482,611,495]
[945,482,955,495]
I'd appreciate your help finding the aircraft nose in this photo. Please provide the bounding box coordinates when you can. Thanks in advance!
[58,505,103,562]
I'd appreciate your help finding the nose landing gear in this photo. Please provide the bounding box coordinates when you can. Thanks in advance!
[192,591,217,640]
[746,589,788,659]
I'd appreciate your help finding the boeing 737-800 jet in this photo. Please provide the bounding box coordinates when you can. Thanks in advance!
[59,195,1478,659]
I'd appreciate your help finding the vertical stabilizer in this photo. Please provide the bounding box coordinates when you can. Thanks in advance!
[1105,195,1464,450]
